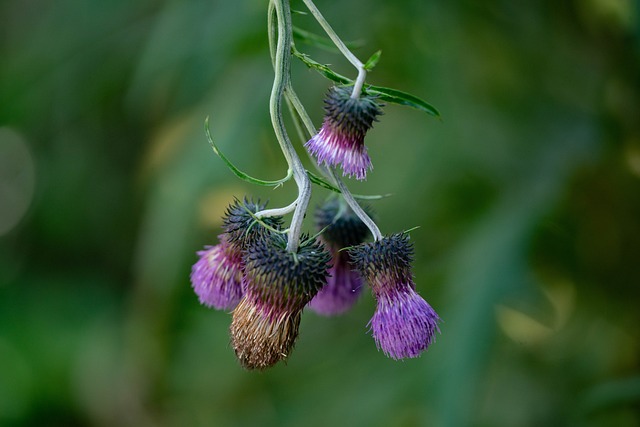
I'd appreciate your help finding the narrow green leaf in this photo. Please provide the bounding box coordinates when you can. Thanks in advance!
[307,170,339,191]
[292,49,440,118]
[365,86,441,118]
[364,50,382,71]
[306,170,392,200]
[291,48,351,84]
[402,225,421,234]
[204,117,292,186]
[292,27,363,52]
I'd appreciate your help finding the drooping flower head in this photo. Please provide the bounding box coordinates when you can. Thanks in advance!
[308,198,370,316]
[349,233,440,359]
[305,86,383,180]
[230,233,331,370]
[190,198,282,310]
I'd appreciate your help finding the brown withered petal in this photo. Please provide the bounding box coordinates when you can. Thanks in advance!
[230,297,301,370]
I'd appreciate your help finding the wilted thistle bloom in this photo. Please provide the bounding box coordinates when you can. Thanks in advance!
[308,199,370,316]
[190,198,282,310]
[230,233,330,370]
[305,86,383,180]
[350,233,440,359]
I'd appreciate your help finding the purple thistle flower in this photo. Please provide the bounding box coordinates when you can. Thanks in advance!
[309,199,370,316]
[190,235,243,310]
[190,198,283,311]
[308,251,362,316]
[230,233,330,370]
[350,233,440,360]
[305,86,383,180]
[369,286,440,360]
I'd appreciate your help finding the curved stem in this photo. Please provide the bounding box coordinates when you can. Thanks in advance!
[332,171,382,240]
[271,0,311,252]
[255,197,298,218]
[301,0,366,98]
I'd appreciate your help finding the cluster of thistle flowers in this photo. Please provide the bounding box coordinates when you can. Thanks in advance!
[191,86,440,370]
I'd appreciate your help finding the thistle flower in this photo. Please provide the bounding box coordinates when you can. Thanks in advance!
[190,198,282,310]
[190,234,243,310]
[222,197,283,250]
[305,86,383,180]
[230,233,331,370]
[308,199,370,316]
[350,233,440,359]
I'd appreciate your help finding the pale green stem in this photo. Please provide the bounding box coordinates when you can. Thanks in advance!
[301,0,366,99]
[268,0,382,241]
[254,197,298,218]
[262,0,310,252]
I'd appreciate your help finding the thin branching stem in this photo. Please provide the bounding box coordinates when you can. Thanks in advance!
[260,0,311,252]
[301,0,366,99]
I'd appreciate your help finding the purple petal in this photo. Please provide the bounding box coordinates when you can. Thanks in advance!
[305,122,372,180]
[190,242,244,310]
[369,287,440,360]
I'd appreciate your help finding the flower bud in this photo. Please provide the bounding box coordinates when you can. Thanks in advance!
[222,197,283,250]
[230,233,331,370]
[350,233,440,359]
[305,86,383,180]
[308,199,370,316]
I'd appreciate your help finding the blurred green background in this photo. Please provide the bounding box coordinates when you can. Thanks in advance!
[1,0,639,426]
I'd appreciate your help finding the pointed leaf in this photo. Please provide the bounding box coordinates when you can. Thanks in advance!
[364,50,382,71]
[291,48,351,84]
[292,49,440,118]
[205,117,292,186]
[306,170,392,200]
[365,86,441,118]
[292,27,363,52]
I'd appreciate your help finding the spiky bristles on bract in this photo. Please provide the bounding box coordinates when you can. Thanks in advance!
[242,233,331,312]
[323,86,383,141]
[315,198,371,249]
[222,198,283,250]
[349,233,413,287]
[230,233,331,370]
[190,235,243,310]
[305,86,383,180]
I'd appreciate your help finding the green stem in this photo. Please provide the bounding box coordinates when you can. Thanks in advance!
[301,0,366,98]
[268,0,382,241]
[266,0,310,252]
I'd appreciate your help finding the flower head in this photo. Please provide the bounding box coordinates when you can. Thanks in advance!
[190,235,244,310]
[305,86,383,180]
[230,233,331,370]
[190,198,283,310]
[222,197,283,250]
[308,199,370,316]
[350,233,440,359]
